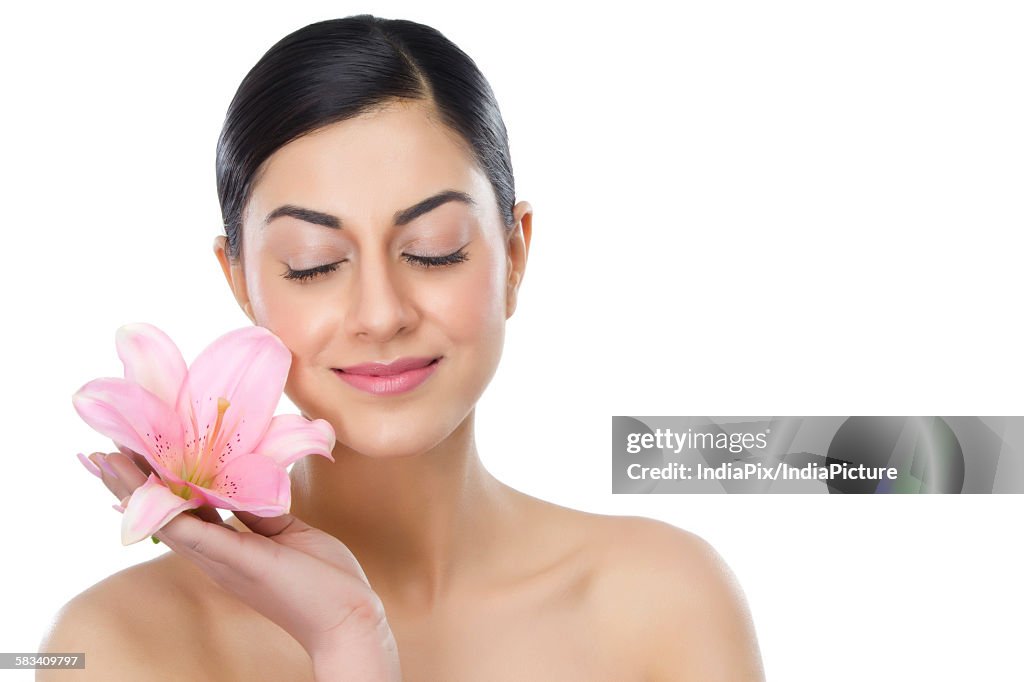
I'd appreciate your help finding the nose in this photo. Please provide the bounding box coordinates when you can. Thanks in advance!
[343,255,417,341]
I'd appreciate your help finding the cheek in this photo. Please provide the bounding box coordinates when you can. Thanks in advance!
[244,263,336,363]
[429,248,507,346]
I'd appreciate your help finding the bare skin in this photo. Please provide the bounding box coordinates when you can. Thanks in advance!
[41,100,764,681]
[43,478,762,681]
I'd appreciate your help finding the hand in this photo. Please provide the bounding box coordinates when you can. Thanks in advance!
[85,448,402,681]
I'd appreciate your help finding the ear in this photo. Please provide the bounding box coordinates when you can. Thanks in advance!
[505,201,533,319]
[213,235,255,323]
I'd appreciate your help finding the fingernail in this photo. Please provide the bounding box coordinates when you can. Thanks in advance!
[97,456,120,481]
[111,494,130,513]
[79,453,103,479]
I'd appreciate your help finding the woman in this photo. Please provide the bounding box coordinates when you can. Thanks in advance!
[42,15,765,681]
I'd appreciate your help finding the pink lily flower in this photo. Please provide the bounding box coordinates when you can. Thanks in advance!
[72,323,336,545]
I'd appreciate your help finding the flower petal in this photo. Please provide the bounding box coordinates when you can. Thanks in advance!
[121,473,202,545]
[72,377,187,485]
[115,323,188,408]
[187,452,290,516]
[251,414,336,468]
[175,326,291,472]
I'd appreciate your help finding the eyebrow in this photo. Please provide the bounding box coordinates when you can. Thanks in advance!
[263,190,476,230]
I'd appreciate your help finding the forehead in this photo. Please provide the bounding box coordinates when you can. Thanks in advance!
[244,101,494,230]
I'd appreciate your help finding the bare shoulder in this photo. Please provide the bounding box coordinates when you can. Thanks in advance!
[581,514,766,682]
[37,553,205,681]
[38,552,311,682]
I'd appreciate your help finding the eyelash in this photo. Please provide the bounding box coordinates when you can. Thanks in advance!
[282,248,469,282]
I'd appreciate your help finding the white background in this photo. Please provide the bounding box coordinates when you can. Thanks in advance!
[3,2,1022,680]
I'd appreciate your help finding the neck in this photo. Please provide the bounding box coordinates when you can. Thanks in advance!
[288,410,515,610]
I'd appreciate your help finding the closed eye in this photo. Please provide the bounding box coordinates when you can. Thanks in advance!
[282,261,343,282]
[403,248,469,268]
[282,248,469,283]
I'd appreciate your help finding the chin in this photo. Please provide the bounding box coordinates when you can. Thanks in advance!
[341,432,450,460]
[333,410,467,460]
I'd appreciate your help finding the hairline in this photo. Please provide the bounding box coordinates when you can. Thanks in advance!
[231,98,509,265]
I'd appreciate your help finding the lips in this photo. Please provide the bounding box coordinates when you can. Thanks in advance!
[337,356,440,376]
[333,357,442,396]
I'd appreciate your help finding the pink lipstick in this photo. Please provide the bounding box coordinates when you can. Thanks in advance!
[333,356,441,395]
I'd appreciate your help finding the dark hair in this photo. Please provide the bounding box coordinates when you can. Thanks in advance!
[216,15,516,262]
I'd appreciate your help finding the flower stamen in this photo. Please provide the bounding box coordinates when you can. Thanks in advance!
[189,397,230,485]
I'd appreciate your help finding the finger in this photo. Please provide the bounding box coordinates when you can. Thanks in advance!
[89,451,139,500]
[233,511,371,587]
[232,510,314,538]
[192,504,234,527]
[115,444,155,477]
[153,509,264,577]
[103,452,148,483]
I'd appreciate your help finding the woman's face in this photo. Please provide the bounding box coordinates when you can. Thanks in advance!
[214,100,530,458]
